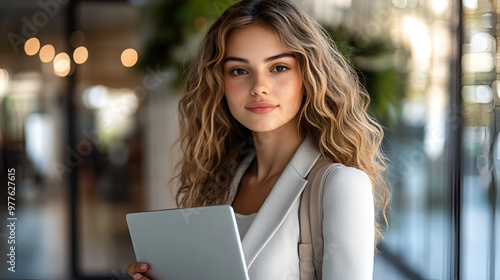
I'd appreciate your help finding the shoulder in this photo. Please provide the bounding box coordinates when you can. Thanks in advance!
[322,164,372,195]
[321,164,374,229]
[319,164,374,209]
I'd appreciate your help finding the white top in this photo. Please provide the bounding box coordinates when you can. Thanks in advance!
[235,213,257,240]
[227,137,374,279]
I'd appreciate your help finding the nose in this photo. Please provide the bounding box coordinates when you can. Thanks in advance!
[250,73,269,96]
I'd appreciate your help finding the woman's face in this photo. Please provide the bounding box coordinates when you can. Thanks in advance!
[223,24,303,133]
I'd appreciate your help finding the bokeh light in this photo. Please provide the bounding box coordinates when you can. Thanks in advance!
[431,0,448,15]
[0,68,9,96]
[39,44,56,63]
[402,17,431,67]
[392,0,408,8]
[73,46,89,64]
[121,48,138,67]
[462,53,495,73]
[82,85,109,109]
[121,92,139,115]
[463,0,478,9]
[53,52,71,77]
[462,85,494,104]
[24,37,40,56]
[194,17,208,31]
[470,33,495,53]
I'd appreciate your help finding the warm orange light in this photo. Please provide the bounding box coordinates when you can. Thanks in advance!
[39,44,55,63]
[121,48,138,67]
[25,38,40,56]
[194,17,208,31]
[53,52,71,77]
[73,46,88,64]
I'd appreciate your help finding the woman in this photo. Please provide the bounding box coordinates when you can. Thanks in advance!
[128,0,389,279]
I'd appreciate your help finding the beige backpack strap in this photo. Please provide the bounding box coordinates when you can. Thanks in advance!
[299,158,342,280]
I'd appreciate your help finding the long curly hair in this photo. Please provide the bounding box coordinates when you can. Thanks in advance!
[174,0,389,244]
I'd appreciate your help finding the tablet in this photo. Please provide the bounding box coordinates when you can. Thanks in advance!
[126,205,249,280]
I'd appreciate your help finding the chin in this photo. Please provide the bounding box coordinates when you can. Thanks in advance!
[250,124,288,133]
[240,122,279,133]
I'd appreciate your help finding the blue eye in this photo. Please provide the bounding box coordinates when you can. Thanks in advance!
[230,69,248,76]
[272,65,289,73]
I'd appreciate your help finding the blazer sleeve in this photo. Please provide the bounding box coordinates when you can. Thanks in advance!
[321,166,375,279]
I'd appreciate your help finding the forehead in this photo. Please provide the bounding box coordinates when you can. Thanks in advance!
[225,24,289,58]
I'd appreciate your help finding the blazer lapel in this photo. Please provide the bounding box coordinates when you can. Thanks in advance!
[239,136,321,269]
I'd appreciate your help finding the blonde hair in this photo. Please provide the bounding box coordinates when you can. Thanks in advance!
[175,0,389,244]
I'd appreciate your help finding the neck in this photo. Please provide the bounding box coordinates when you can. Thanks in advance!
[250,117,304,183]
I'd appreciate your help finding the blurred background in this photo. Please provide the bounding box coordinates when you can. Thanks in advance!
[0,0,498,279]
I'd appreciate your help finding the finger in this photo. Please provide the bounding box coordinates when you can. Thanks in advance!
[133,273,151,280]
[127,263,149,276]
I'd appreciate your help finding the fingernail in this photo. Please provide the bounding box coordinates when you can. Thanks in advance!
[133,273,142,280]
[140,264,146,270]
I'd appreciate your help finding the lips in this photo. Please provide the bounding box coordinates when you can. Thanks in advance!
[245,102,278,114]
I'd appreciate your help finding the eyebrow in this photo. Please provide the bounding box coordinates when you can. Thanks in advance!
[224,53,295,64]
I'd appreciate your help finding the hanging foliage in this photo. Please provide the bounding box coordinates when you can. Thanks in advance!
[137,0,239,87]
[325,26,407,126]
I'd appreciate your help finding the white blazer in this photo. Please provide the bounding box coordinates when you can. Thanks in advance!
[227,137,375,279]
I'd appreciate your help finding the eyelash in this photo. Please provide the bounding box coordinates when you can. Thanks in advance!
[272,65,289,73]
[228,65,290,76]
[229,68,248,76]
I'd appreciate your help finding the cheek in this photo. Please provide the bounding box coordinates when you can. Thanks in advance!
[224,77,241,96]
[224,83,243,115]
[288,73,303,106]
[224,78,250,104]
[223,77,233,98]
[224,84,236,106]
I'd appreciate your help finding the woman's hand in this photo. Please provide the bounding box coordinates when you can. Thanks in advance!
[127,263,150,280]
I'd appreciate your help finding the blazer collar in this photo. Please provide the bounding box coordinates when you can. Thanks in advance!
[229,136,321,268]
